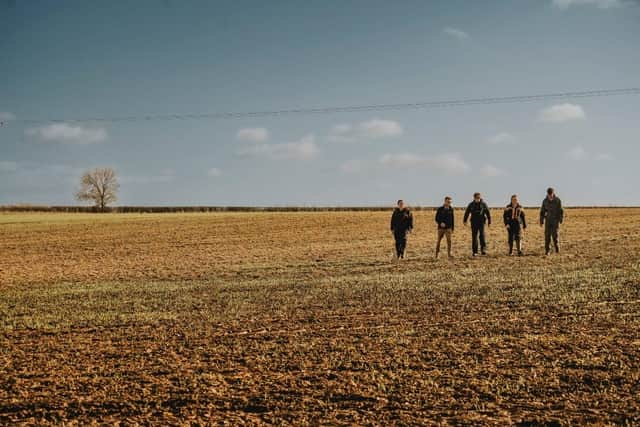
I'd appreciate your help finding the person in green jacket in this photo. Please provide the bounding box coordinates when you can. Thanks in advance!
[539,187,564,255]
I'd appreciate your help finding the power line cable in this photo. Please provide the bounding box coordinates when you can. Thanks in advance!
[3,87,640,126]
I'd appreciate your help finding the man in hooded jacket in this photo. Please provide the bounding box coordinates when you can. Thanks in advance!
[390,199,413,260]
[463,192,491,256]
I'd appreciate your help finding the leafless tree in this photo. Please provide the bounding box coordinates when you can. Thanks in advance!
[75,167,119,211]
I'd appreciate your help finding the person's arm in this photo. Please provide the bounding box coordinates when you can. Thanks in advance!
[503,208,509,226]
[463,203,471,224]
[408,212,414,231]
[558,199,564,224]
[390,212,395,232]
[539,201,545,225]
[451,210,455,232]
[435,208,442,226]
[522,210,527,229]
[485,203,491,225]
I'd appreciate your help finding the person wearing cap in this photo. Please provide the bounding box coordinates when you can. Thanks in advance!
[463,192,491,256]
[503,194,527,256]
[390,199,413,260]
[435,196,455,259]
[540,187,564,255]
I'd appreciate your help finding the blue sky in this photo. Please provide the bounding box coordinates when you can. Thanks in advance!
[1,0,639,206]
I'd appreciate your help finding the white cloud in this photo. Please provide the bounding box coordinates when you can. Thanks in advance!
[595,153,613,161]
[379,153,426,168]
[379,152,471,175]
[328,119,403,143]
[430,153,472,175]
[539,103,586,123]
[207,167,222,177]
[486,132,517,145]
[0,161,18,172]
[567,145,588,160]
[443,27,470,40]
[340,159,365,174]
[26,123,108,144]
[236,127,269,143]
[566,146,614,161]
[238,134,319,160]
[480,164,508,177]
[552,0,628,9]
[0,112,16,122]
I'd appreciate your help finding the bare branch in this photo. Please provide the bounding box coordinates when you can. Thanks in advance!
[75,167,119,211]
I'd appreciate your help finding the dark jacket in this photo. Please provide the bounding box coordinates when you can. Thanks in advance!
[503,203,526,230]
[540,196,563,226]
[391,208,413,234]
[435,206,454,231]
[463,200,491,226]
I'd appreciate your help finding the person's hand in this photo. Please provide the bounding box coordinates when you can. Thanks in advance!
[440,223,446,228]
[463,222,467,227]
[505,224,510,229]
[539,222,543,227]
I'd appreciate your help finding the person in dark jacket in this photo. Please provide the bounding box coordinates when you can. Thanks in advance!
[463,192,491,256]
[390,199,413,260]
[503,194,527,256]
[435,196,454,259]
[540,187,564,255]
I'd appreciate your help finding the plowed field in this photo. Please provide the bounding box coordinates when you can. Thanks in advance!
[1,209,639,425]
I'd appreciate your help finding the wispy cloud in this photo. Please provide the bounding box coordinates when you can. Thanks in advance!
[595,153,614,161]
[552,0,629,9]
[480,164,508,177]
[26,123,108,144]
[567,145,588,160]
[238,134,319,160]
[340,159,365,174]
[0,112,16,122]
[328,119,403,143]
[207,167,222,177]
[0,160,18,172]
[567,145,613,161]
[539,103,586,123]
[236,127,269,143]
[379,152,471,175]
[486,132,517,145]
[443,27,470,40]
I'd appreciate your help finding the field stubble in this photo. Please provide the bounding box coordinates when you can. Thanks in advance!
[1,209,639,425]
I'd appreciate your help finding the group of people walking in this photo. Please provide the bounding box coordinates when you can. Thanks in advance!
[390,187,564,260]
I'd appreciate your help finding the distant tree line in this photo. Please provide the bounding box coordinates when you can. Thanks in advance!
[0,167,628,213]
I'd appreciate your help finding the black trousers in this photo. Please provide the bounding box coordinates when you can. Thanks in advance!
[507,225,522,253]
[394,231,408,258]
[545,223,559,252]
[471,223,486,254]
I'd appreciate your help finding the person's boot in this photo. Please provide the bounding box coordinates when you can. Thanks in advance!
[554,242,559,253]
[508,242,513,256]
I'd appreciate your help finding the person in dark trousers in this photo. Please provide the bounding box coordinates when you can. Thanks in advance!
[463,192,491,256]
[435,196,455,259]
[503,194,526,256]
[540,187,564,255]
[390,199,413,260]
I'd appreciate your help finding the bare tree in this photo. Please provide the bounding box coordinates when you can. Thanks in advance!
[75,168,119,212]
